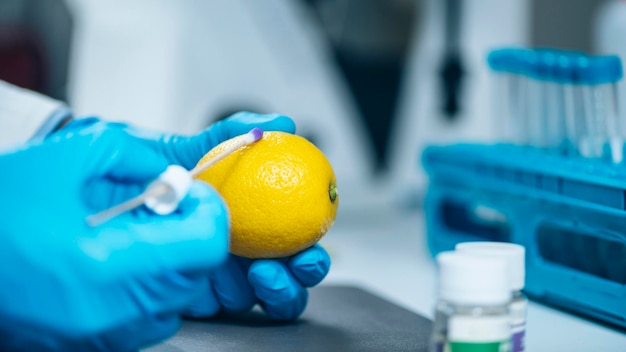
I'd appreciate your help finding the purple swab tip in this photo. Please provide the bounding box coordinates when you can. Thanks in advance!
[250,128,263,142]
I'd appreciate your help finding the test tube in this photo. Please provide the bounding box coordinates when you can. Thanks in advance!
[522,50,545,148]
[595,56,622,163]
[578,56,603,159]
[544,50,567,154]
[576,55,623,162]
[488,49,524,144]
[538,50,565,151]
[496,48,541,145]
[487,49,511,141]
[552,51,572,155]
[514,49,533,146]
[560,51,583,156]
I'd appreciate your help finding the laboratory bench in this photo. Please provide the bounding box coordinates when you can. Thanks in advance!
[148,192,626,351]
[322,197,626,352]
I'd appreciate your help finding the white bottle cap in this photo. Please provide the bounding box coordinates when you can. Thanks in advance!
[455,242,525,291]
[436,251,511,305]
[145,165,193,215]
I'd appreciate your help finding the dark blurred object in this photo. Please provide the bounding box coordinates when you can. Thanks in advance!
[531,0,609,53]
[0,27,45,92]
[439,53,464,119]
[304,0,419,173]
[439,0,465,120]
[0,0,72,101]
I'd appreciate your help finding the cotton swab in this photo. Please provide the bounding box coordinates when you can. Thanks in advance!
[85,128,264,227]
[189,127,263,177]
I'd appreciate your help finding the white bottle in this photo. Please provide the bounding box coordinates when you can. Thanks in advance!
[456,242,527,352]
[432,251,512,352]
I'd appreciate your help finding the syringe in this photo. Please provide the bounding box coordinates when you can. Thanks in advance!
[85,128,264,227]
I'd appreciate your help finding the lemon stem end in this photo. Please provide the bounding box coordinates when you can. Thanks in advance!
[329,184,338,203]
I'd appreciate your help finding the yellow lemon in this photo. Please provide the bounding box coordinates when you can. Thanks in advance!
[194,131,338,258]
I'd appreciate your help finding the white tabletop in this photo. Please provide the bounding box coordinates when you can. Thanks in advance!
[321,195,626,352]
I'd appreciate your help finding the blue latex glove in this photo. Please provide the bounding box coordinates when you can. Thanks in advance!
[63,111,298,170]
[183,244,331,321]
[0,127,230,351]
[62,111,332,321]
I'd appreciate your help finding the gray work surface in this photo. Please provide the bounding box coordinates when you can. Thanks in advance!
[146,285,432,352]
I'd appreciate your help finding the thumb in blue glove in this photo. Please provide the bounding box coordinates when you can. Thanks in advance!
[155,111,296,169]
[0,127,230,351]
[61,111,296,170]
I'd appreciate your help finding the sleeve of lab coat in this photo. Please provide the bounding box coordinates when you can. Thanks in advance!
[0,80,73,151]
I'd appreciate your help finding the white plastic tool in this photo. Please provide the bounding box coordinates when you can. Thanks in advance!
[85,128,263,227]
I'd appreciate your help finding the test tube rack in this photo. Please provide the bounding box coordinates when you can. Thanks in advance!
[422,142,626,329]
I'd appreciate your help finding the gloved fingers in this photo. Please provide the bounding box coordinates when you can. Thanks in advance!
[0,321,65,351]
[82,179,145,212]
[123,270,207,317]
[93,313,180,352]
[61,273,196,350]
[85,158,208,214]
[0,304,181,352]
[89,182,229,277]
[248,260,308,321]
[160,112,296,169]
[95,129,169,183]
[159,182,230,271]
[172,183,209,216]
[58,117,179,169]
[209,256,256,314]
[137,181,229,271]
[59,117,132,134]
[181,277,221,318]
[182,256,258,318]
[219,111,297,136]
[288,244,331,287]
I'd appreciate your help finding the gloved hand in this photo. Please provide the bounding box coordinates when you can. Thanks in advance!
[0,126,230,351]
[61,111,332,321]
[62,111,298,170]
[183,244,330,321]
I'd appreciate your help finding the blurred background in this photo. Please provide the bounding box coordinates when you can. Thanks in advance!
[0,0,622,209]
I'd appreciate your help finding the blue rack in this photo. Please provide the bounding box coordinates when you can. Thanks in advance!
[422,143,626,329]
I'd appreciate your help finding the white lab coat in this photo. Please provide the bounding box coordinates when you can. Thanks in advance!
[0,80,72,151]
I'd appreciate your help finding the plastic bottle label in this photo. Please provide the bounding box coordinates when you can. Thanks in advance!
[436,340,511,352]
[511,327,525,352]
[510,299,527,352]
[446,316,511,352]
[447,341,511,352]
[435,342,444,352]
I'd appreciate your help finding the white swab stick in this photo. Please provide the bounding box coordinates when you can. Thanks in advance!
[85,128,263,227]
[189,127,263,177]
[85,184,168,227]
